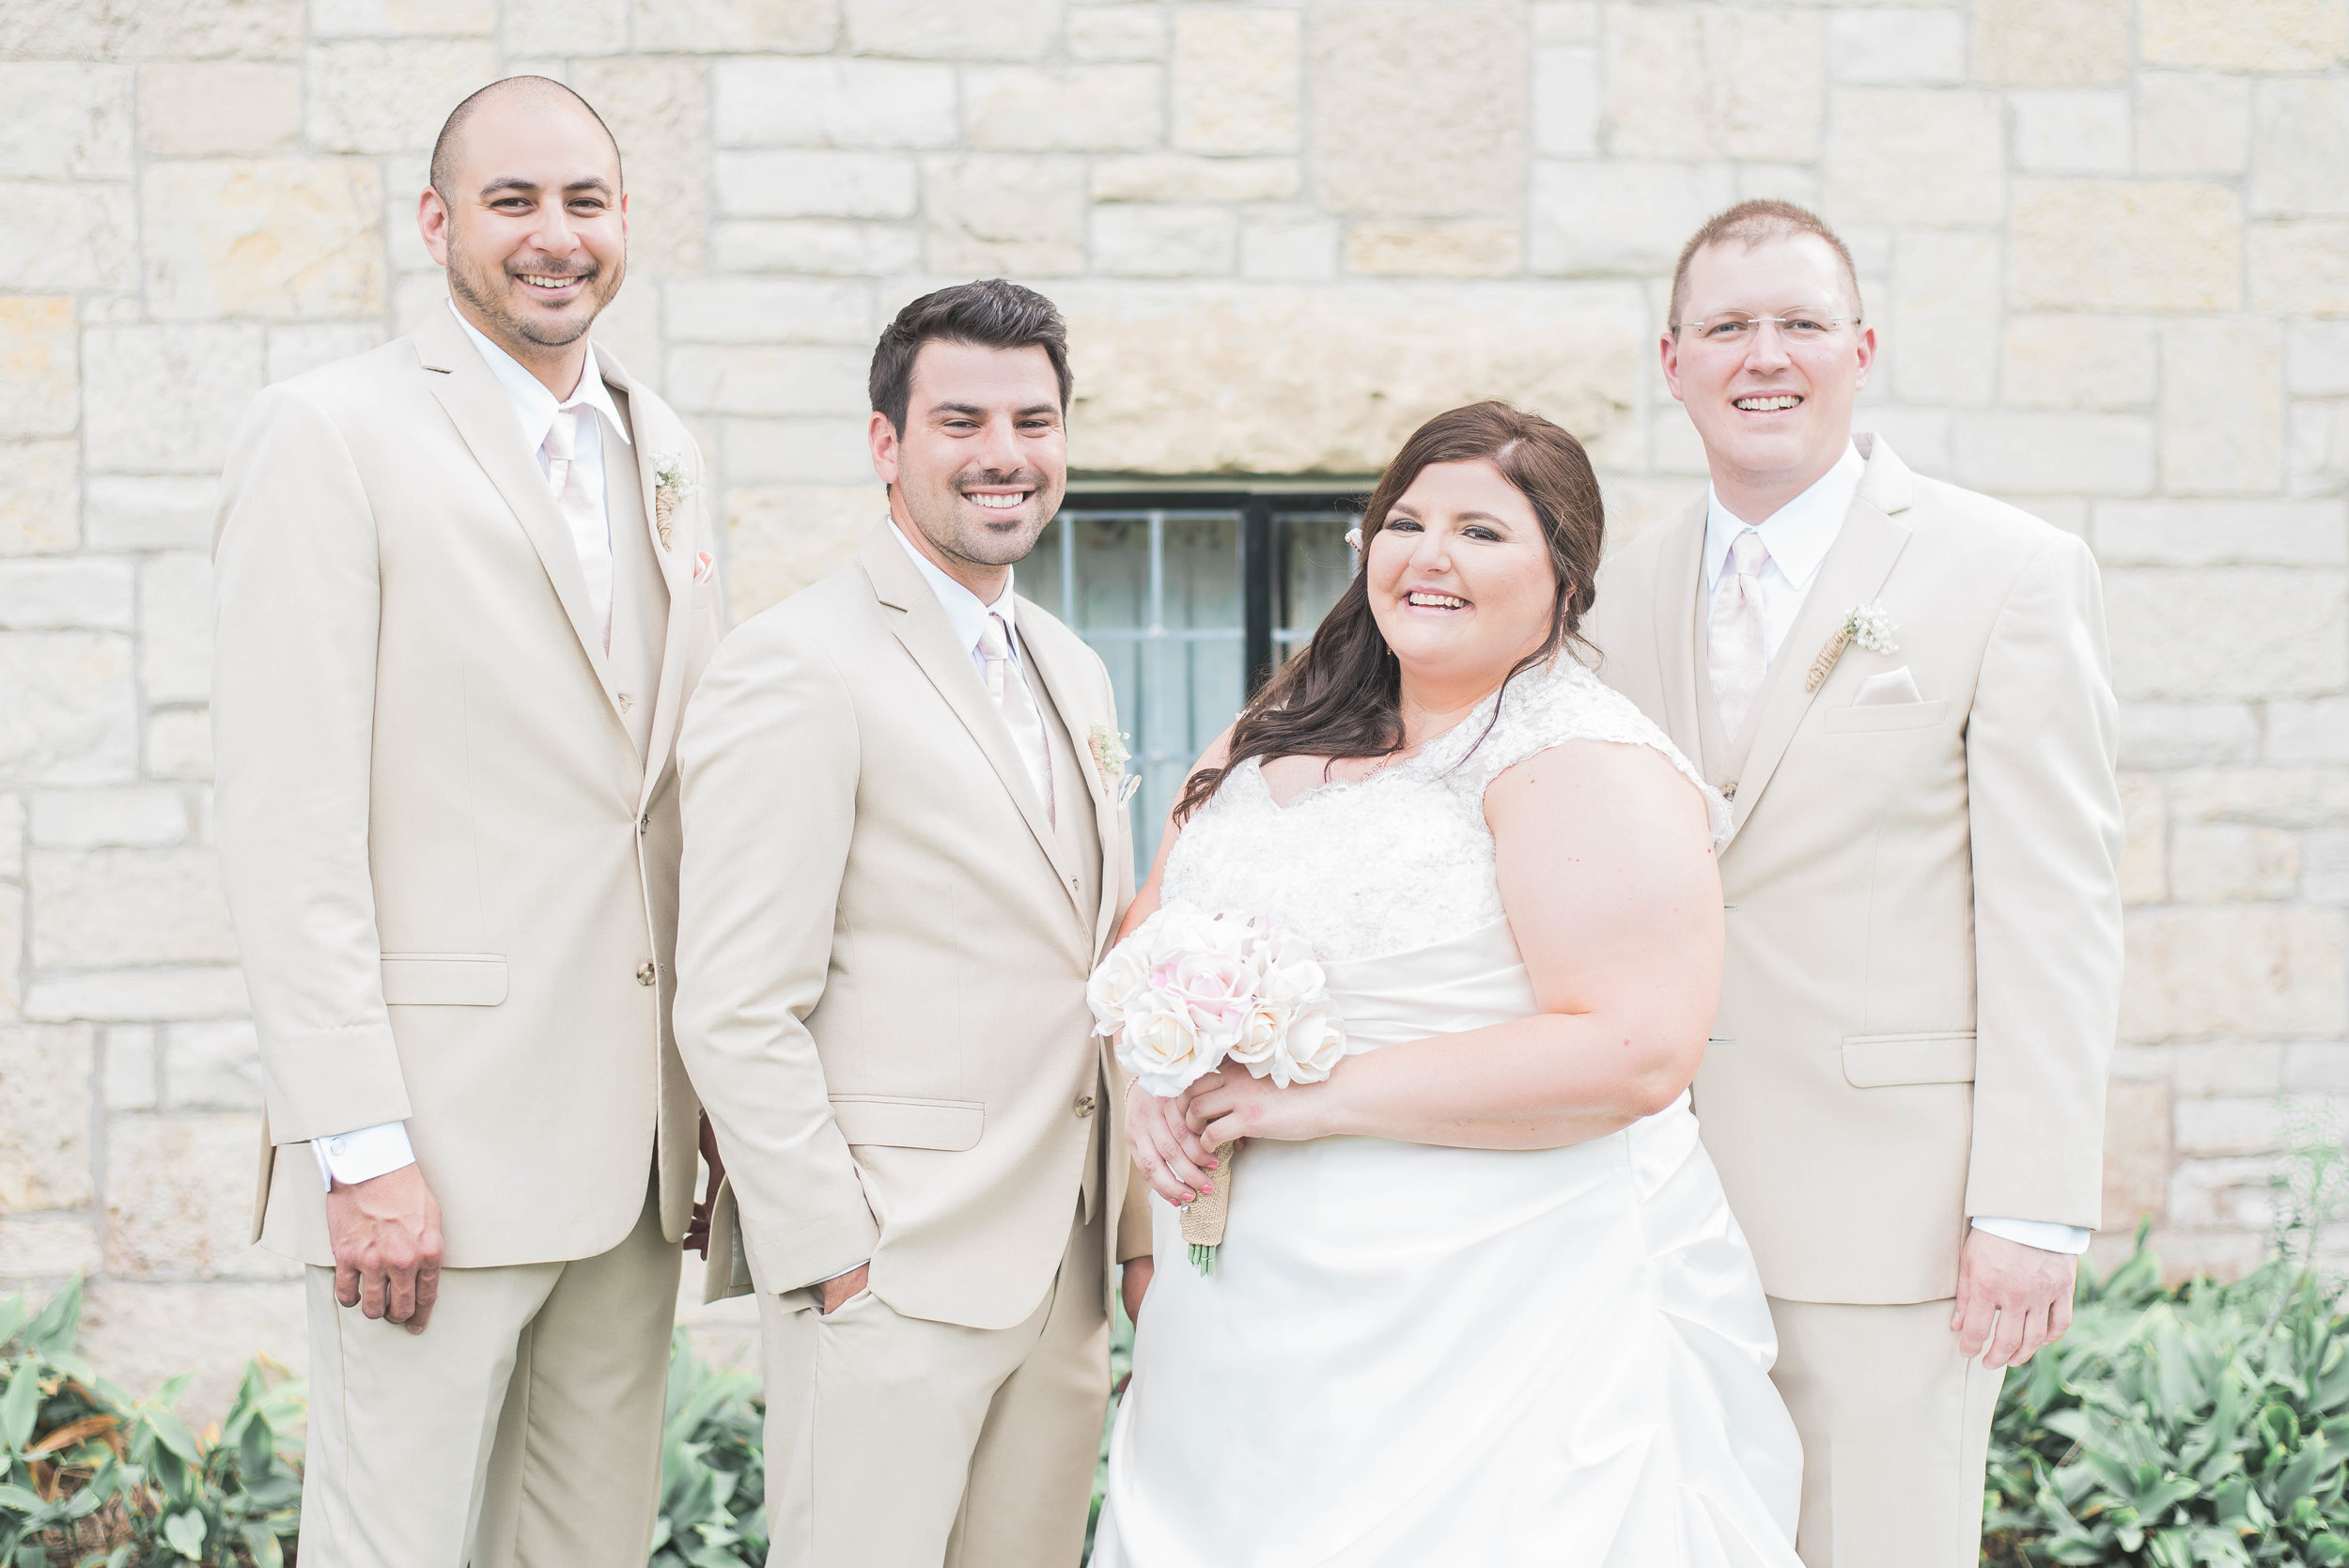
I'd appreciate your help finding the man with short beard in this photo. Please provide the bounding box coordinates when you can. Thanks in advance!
[211,76,724,1565]
[675,279,1150,1568]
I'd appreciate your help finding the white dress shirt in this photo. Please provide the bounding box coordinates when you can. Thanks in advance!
[310,306,631,1193]
[1702,442,2088,1259]
[889,520,1034,687]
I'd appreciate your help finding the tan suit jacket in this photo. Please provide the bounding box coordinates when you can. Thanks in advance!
[212,307,725,1269]
[1586,435,2123,1305]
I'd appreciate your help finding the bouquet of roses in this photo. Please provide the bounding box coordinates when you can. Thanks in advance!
[1087,903,1348,1274]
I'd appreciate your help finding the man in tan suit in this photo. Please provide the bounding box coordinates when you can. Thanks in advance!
[675,279,1149,1568]
[211,78,723,1565]
[1586,201,2123,1568]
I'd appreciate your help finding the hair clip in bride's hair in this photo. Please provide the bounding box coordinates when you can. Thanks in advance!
[1345,527,1363,554]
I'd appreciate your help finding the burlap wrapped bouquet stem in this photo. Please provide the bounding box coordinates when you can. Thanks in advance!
[1177,1141,1237,1273]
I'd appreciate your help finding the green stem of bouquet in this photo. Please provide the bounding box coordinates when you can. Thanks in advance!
[1190,1243,1218,1275]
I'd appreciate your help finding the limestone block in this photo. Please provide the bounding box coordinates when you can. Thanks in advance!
[1311,3,1527,218]
[86,477,219,553]
[1947,411,2154,495]
[0,300,77,441]
[1828,9,1963,84]
[1736,164,1821,209]
[2286,1042,2349,1090]
[2172,1098,2290,1159]
[666,280,875,346]
[82,325,267,476]
[1822,89,2003,226]
[2270,698,2349,763]
[1969,0,2129,85]
[2250,222,2349,316]
[145,711,214,784]
[1172,8,1300,156]
[2121,907,2347,1041]
[0,183,137,292]
[1345,221,1522,279]
[1534,0,1597,46]
[0,443,78,556]
[119,0,308,60]
[571,58,709,276]
[0,885,17,1019]
[0,797,21,881]
[106,1112,288,1281]
[267,324,386,385]
[0,1025,93,1210]
[843,0,1057,59]
[2118,773,2167,905]
[2009,179,2242,313]
[2141,0,2349,70]
[665,346,868,420]
[2288,323,2349,396]
[2168,768,2349,830]
[310,0,493,34]
[1093,205,1239,278]
[713,220,921,276]
[0,65,132,179]
[303,39,494,155]
[721,418,873,486]
[2102,1077,2170,1225]
[2137,73,2251,177]
[631,0,834,52]
[1056,280,1646,474]
[2168,1156,2279,1227]
[717,151,919,220]
[962,65,1163,152]
[2172,823,2301,903]
[167,1019,262,1110]
[2306,831,2349,902]
[498,0,621,52]
[31,848,239,969]
[1533,48,1600,157]
[32,790,188,850]
[920,155,1088,276]
[724,484,886,622]
[0,1216,101,1281]
[2011,91,2130,175]
[2252,80,2349,219]
[2000,316,2154,411]
[1070,6,1166,61]
[712,58,956,149]
[1604,6,1824,162]
[2145,1227,2267,1284]
[1092,156,1299,204]
[1890,231,1999,406]
[2176,1041,2288,1098]
[139,553,214,706]
[2108,568,2346,700]
[142,160,384,321]
[25,966,247,1025]
[2097,501,2344,567]
[1241,216,1340,281]
[0,634,137,786]
[0,561,133,632]
[79,1280,309,1426]
[1529,161,1734,275]
[1852,409,1952,474]
[104,1027,155,1110]
[2158,320,2286,498]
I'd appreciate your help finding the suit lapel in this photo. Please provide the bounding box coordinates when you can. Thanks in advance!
[1021,619,1120,951]
[600,347,694,812]
[1719,441,1916,846]
[860,528,1083,907]
[414,310,628,724]
[1649,501,1708,763]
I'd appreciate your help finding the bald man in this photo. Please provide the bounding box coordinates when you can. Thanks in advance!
[212,77,725,1565]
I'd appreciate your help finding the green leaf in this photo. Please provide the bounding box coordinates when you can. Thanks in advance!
[23,1278,82,1359]
[162,1507,207,1560]
[142,1405,202,1466]
[0,1482,45,1510]
[0,1297,28,1352]
[0,1363,39,1452]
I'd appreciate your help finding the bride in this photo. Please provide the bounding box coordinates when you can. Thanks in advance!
[1089,402,1804,1567]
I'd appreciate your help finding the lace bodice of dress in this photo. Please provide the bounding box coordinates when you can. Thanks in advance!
[1160,659,1729,964]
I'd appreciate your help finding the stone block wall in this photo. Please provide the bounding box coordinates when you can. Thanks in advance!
[1,0,2344,1405]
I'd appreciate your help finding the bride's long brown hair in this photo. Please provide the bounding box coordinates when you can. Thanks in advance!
[1174,401,1607,824]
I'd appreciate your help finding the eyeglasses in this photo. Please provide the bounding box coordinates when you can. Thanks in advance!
[1670,311,1861,347]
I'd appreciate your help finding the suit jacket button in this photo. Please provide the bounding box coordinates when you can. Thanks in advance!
[636,963,657,986]
[1073,1094,1097,1118]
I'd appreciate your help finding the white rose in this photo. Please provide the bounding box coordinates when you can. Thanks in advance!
[1268,1001,1348,1087]
[1119,992,1221,1098]
[1086,939,1151,1037]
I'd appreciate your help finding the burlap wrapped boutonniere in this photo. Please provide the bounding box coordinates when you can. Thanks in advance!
[1806,602,1899,691]
[651,455,696,551]
[1089,723,1142,805]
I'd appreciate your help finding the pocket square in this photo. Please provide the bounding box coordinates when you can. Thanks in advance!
[1852,666,1923,706]
[693,551,715,585]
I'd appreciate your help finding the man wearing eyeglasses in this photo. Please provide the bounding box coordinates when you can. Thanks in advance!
[1585,200,2124,1568]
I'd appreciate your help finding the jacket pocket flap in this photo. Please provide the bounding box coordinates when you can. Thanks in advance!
[381,954,507,1006]
[1819,699,1951,734]
[1842,1031,1976,1087]
[830,1095,984,1151]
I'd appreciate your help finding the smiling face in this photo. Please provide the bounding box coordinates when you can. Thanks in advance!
[419,90,627,378]
[1661,232,1875,516]
[1365,458,1560,691]
[869,337,1068,593]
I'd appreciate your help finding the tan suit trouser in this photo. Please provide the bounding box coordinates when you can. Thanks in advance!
[1767,1297,2006,1568]
[758,1206,1110,1568]
[297,1186,679,1568]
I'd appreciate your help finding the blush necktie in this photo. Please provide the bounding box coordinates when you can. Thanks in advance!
[1707,529,1772,737]
[541,407,613,653]
[978,612,1055,827]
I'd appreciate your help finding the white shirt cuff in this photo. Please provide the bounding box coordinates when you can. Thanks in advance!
[311,1121,417,1191]
[1971,1216,2092,1255]
[817,1262,869,1285]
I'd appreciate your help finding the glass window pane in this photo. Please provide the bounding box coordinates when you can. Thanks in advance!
[1273,511,1358,665]
[1072,513,1151,631]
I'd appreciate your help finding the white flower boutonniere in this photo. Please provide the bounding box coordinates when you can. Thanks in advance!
[651,454,697,551]
[1089,723,1142,805]
[1805,602,1900,691]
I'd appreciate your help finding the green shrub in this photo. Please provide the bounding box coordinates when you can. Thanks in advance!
[1985,1226,2349,1567]
[650,1331,766,1568]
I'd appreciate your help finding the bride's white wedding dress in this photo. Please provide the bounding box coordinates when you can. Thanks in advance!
[1089,660,1804,1568]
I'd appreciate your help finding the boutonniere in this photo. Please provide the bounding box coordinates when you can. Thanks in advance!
[1806,602,1899,691]
[1089,724,1142,805]
[651,454,697,551]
